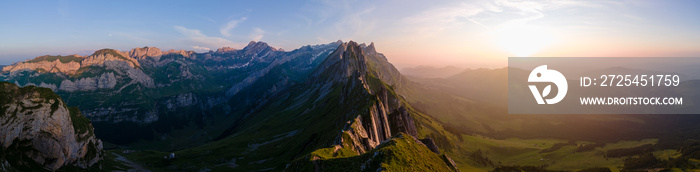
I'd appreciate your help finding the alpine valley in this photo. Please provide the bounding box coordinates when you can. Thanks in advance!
[4,40,700,171]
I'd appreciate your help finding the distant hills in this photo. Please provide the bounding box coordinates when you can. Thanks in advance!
[400,65,464,78]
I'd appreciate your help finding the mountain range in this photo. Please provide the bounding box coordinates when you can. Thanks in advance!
[1,41,342,148]
[4,40,700,171]
[0,41,463,171]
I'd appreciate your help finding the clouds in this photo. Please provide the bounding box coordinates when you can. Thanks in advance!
[174,25,240,48]
[300,0,378,41]
[249,28,265,41]
[220,17,247,37]
[402,0,610,34]
[174,18,266,50]
[403,2,486,33]
[191,46,210,52]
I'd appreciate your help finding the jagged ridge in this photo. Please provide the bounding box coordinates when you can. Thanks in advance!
[282,41,457,171]
[0,41,342,148]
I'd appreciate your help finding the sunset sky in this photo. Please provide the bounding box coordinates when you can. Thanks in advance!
[1,0,699,69]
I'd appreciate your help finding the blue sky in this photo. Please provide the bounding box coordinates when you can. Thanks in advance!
[1,0,699,68]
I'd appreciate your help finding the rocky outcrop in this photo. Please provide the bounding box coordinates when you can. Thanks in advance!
[339,104,419,154]
[389,107,418,136]
[164,93,197,111]
[288,41,457,171]
[315,41,420,155]
[224,41,334,97]
[128,46,194,61]
[0,82,103,171]
[419,138,441,154]
[2,56,82,75]
[243,41,281,55]
[103,60,155,88]
[59,72,117,92]
[164,49,194,58]
[215,47,236,54]
[82,49,139,68]
[129,46,163,59]
[2,49,140,76]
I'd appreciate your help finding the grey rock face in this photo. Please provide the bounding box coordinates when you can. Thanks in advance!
[0,41,342,145]
[0,82,103,171]
[59,72,117,92]
[419,138,441,154]
[103,60,154,88]
[321,42,420,155]
[129,46,163,59]
[389,107,418,137]
[165,93,197,111]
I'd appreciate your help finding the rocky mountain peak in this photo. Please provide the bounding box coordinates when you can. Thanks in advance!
[282,41,427,168]
[129,46,163,59]
[1,55,84,74]
[84,48,140,68]
[366,42,376,53]
[244,41,280,51]
[90,48,129,58]
[309,41,371,84]
[215,46,236,53]
[165,49,194,58]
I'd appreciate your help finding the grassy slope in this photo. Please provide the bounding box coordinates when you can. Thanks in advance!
[108,44,462,171]
[395,68,700,171]
[447,134,664,171]
[25,55,84,63]
[288,133,458,172]
[111,81,359,171]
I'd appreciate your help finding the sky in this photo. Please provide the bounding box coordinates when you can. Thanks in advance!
[1,0,700,69]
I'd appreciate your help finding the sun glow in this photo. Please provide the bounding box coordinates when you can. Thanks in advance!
[495,24,555,57]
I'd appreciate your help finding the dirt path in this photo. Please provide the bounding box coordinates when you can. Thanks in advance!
[112,152,151,172]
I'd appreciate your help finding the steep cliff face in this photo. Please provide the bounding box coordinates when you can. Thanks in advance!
[0,82,103,171]
[1,58,81,75]
[279,41,462,171]
[2,48,154,93]
[277,41,449,171]
[309,41,420,155]
[81,49,140,68]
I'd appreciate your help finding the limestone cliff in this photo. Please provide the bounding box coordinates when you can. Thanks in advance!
[307,41,421,154]
[81,49,140,68]
[1,55,83,75]
[0,82,103,171]
[283,41,456,171]
[1,49,142,76]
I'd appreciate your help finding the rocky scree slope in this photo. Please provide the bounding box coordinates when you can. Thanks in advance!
[0,81,103,171]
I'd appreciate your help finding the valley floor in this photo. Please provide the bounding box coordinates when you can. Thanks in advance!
[450,135,680,171]
[96,135,685,172]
